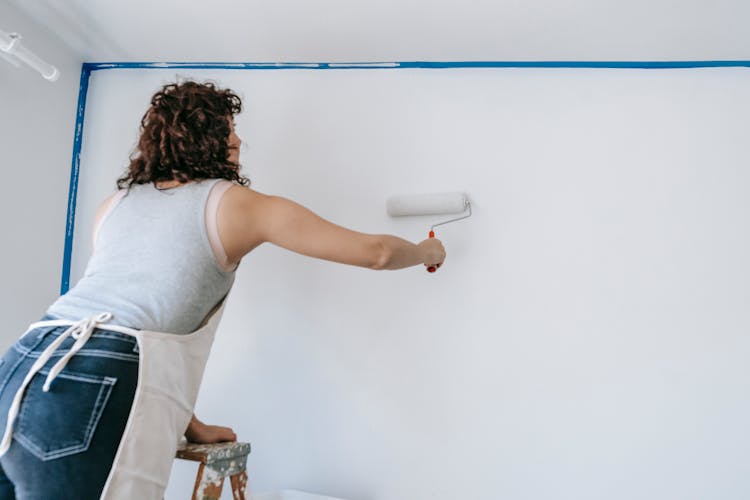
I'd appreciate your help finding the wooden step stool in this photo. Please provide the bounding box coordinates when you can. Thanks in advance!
[176,441,251,500]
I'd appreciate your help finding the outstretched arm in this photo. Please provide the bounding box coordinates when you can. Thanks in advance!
[217,186,446,270]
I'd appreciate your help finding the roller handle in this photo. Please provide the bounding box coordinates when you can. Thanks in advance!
[427,230,438,273]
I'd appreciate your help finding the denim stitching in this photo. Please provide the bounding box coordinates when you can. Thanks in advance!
[13,348,139,364]
[89,332,136,343]
[0,334,46,399]
[12,344,139,363]
[41,370,116,385]
[76,377,117,458]
[69,350,138,362]
[16,331,137,346]
[34,326,66,340]
[15,381,115,460]
[35,380,116,461]
[36,350,138,363]
[14,370,117,461]
[15,427,94,460]
[13,339,136,354]
[25,328,136,345]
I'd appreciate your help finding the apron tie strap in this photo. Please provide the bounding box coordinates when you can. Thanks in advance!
[0,312,113,457]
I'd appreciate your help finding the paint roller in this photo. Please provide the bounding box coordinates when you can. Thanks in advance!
[386,191,472,272]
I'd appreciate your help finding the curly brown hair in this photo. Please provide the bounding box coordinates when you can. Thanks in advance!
[117,81,250,189]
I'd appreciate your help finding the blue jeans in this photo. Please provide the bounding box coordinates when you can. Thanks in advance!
[0,316,139,499]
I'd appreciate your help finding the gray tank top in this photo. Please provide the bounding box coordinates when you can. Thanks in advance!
[47,179,236,334]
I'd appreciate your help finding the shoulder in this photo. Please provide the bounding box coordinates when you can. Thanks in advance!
[220,183,270,211]
[97,190,121,208]
[214,184,274,261]
[215,183,276,227]
[94,189,127,223]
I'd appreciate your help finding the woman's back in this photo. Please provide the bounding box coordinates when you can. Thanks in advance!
[0,80,446,500]
[46,179,235,334]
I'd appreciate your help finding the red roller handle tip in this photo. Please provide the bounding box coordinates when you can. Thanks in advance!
[427,230,437,272]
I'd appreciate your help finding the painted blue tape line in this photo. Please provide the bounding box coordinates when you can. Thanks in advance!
[61,64,92,295]
[399,60,750,69]
[84,60,750,71]
[88,62,328,71]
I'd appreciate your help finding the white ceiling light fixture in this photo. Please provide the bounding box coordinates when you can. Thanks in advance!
[0,28,59,81]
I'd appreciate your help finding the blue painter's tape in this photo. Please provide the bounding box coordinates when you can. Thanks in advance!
[83,60,750,71]
[60,59,750,291]
[397,60,750,69]
[61,64,92,295]
[87,62,327,71]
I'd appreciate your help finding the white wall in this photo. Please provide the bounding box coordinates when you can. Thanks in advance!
[0,4,82,345]
[72,67,750,500]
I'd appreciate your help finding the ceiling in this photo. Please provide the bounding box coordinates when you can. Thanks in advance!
[6,0,750,63]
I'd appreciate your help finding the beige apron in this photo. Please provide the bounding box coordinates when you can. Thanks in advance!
[0,298,227,499]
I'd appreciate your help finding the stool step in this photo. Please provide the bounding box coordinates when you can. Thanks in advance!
[177,441,251,464]
[176,441,251,500]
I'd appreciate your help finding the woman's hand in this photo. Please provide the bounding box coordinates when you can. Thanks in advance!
[417,237,446,271]
[185,414,237,444]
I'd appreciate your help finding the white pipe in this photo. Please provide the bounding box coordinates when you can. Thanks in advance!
[0,29,59,82]
[0,50,21,68]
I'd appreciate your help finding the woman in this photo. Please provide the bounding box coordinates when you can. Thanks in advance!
[0,81,445,499]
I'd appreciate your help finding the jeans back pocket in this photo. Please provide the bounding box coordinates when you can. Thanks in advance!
[15,368,117,461]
